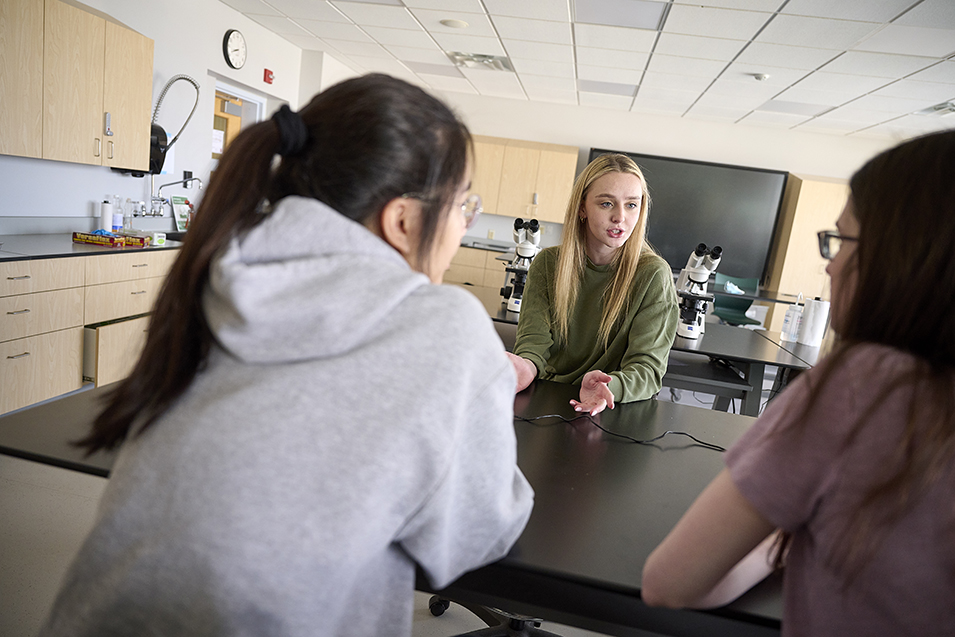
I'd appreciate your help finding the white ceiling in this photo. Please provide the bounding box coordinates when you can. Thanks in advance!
[220,0,955,141]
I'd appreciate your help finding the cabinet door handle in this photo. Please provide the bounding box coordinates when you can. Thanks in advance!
[95,138,101,157]
[131,290,147,295]
[131,264,149,268]
[533,192,539,205]
[107,140,114,160]
[7,352,30,360]
[104,111,113,137]
[7,309,31,315]
[6,275,31,280]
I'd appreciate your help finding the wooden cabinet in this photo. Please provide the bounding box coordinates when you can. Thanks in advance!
[0,256,86,414]
[472,136,578,224]
[446,246,510,290]
[763,174,849,331]
[0,0,44,158]
[43,0,153,170]
[0,0,154,168]
[83,314,148,387]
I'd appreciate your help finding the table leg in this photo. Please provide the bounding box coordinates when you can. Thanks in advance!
[740,362,765,417]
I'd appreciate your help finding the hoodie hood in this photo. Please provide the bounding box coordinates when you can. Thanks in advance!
[203,196,429,364]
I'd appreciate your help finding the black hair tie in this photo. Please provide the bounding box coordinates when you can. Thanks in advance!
[272,104,309,157]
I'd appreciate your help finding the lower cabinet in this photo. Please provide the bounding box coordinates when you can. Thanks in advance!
[83,315,149,387]
[0,327,83,413]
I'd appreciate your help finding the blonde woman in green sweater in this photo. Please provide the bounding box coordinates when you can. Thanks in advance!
[509,153,678,415]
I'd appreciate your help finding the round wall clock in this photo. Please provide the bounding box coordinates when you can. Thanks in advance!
[223,29,247,69]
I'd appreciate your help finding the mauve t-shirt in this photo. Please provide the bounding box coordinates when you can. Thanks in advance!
[726,343,955,637]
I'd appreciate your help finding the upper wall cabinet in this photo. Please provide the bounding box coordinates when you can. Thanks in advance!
[0,0,44,158]
[473,136,578,224]
[0,0,153,171]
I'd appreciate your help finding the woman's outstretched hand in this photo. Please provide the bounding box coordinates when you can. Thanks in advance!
[506,352,538,393]
[571,370,615,415]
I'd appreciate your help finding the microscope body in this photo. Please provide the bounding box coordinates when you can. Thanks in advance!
[676,243,722,339]
[501,218,541,312]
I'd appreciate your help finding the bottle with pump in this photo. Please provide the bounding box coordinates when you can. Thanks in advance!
[780,293,804,342]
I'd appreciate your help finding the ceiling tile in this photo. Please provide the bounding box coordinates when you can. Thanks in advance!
[502,40,574,63]
[409,8,497,37]
[265,0,348,21]
[684,104,751,121]
[740,111,813,126]
[894,0,955,30]
[774,85,849,107]
[694,91,765,110]
[757,99,833,116]
[460,68,527,98]
[818,51,937,78]
[329,2,419,29]
[520,75,578,92]
[647,53,727,77]
[322,39,391,57]
[794,120,860,135]
[675,0,780,9]
[735,42,840,70]
[705,77,781,100]
[482,0,571,22]
[757,15,882,50]
[490,16,573,44]
[631,96,689,115]
[402,0,486,11]
[403,61,463,77]
[297,20,371,41]
[418,73,479,93]
[431,32,507,56]
[579,91,634,109]
[722,62,811,86]
[791,71,892,96]
[385,45,448,64]
[575,0,668,30]
[853,25,955,57]
[573,24,658,52]
[344,55,411,75]
[653,33,747,61]
[577,64,643,84]
[640,71,714,91]
[907,60,955,84]
[781,0,915,22]
[577,78,637,96]
[663,4,773,40]
[812,106,900,127]
[510,58,576,78]
[282,34,342,52]
[248,15,313,36]
[872,79,955,102]
[362,26,436,47]
[523,87,579,104]
[219,0,283,16]
[576,47,649,71]
[636,86,701,104]
[847,92,942,113]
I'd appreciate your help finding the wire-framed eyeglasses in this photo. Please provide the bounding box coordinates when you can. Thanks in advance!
[402,193,483,230]
[817,230,858,260]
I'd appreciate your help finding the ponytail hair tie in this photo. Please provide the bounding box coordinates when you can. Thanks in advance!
[272,104,309,157]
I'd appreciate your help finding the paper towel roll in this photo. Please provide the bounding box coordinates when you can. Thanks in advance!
[100,201,113,232]
[798,298,830,347]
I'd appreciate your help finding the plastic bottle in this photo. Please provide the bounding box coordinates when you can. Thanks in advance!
[100,199,114,232]
[780,293,804,342]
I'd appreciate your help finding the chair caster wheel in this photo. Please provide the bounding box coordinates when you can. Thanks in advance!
[429,596,451,617]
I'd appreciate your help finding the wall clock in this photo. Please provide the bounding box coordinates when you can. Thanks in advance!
[223,29,247,69]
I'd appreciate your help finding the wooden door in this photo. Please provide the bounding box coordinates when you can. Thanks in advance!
[0,0,43,158]
[534,144,578,223]
[103,21,153,171]
[43,0,105,165]
[498,141,540,219]
[470,136,506,217]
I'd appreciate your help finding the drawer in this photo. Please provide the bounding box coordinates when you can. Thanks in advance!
[444,263,485,286]
[0,257,86,297]
[0,287,84,342]
[85,249,178,285]
[483,269,507,289]
[485,251,510,271]
[84,277,164,325]
[451,246,488,268]
[83,315,150,387]
[0,327,83,414]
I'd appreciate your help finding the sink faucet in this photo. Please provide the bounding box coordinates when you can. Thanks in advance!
[152,177,203,216]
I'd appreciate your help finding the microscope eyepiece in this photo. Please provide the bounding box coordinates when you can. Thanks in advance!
[529,219,539,231]
[694,243,708,256]
[710,245,723,259]
[514,218,525,230]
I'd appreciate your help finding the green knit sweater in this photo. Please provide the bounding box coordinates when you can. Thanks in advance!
[514,246,678,402]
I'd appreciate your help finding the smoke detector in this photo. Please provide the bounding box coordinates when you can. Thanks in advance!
[446,51,514,72]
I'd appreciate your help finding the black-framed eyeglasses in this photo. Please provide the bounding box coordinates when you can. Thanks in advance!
[817,230,858,260]
[402,193,483,230]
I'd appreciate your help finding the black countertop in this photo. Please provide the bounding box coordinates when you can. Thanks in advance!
[0,233,182,262]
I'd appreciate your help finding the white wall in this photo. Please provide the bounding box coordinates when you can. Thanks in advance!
[0,0,302,234]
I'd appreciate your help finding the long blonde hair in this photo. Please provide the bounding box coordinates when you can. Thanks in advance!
[553,153,654,348]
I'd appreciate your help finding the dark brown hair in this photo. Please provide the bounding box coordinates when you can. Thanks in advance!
[79,74,471,452]
[777,130,955,580]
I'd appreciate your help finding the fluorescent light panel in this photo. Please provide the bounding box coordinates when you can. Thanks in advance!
[575,0,668,31]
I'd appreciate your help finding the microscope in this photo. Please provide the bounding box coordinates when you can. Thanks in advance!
[501,218,541,312]
[675,243,722,339]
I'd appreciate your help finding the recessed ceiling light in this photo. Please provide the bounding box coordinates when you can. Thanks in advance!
[576,0,669,31]
[446,51,513,71]
[915,101,955,116]
[440,19,469,28]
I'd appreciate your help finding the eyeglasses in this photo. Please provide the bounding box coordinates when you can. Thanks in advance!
[817,230,858,260]
[403,192,483,230]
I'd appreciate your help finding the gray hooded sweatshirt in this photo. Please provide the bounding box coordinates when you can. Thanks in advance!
[39,197,534,637]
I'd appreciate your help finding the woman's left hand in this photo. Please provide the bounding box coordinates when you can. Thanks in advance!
[571,370,615,415]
